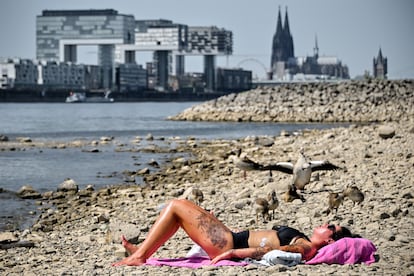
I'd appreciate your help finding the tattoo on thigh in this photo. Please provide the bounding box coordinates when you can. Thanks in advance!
[196,213,227,249]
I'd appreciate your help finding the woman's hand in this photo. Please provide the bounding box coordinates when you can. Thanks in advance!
[210,249,234,264]
[211,247,272,264]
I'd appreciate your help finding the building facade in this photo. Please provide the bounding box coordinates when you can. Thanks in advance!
[187,26,233,92]
[0,58,106,91]
[115,63,147,92]
[38,61,85,89]
[0,58,38,89]
[216,67,252,92]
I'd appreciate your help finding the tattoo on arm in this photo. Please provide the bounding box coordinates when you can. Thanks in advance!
[251,247,267,259]
[231,247,270,260]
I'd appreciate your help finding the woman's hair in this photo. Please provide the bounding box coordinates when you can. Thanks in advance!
[333,226,362,241]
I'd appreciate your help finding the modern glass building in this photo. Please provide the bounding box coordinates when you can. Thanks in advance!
[36,9,135,89]
[36,9,135,62]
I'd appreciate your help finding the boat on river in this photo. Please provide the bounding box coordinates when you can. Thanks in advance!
[65,91,114,103]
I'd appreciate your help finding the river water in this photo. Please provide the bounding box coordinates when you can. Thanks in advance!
[0,102,343,231]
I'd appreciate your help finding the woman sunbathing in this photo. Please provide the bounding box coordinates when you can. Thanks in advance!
[112,199,354,266]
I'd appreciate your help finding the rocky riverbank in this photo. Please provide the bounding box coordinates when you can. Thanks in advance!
[170,79,413,123]
[1,79,413,275]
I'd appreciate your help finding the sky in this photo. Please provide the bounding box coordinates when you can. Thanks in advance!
[0,0,413,80]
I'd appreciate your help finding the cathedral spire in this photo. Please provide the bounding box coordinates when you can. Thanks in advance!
[276,6,283,35]
[377,47,383,61]
[283,6,291,35]
[373,47,387,79]
[271,5,284,68]
[282,6,294,60]
[314,34,319,57]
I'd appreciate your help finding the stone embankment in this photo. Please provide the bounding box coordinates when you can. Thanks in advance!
[170,79,413,123]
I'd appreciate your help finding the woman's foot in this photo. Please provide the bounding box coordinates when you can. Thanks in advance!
[112,255,146,266]
[121,235,139,255]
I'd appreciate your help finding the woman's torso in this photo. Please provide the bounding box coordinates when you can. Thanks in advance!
[247,230,281,248]
[248,226,310,248]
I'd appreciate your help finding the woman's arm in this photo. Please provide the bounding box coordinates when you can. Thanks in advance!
[210,246,272,264]
[279,241,315,260]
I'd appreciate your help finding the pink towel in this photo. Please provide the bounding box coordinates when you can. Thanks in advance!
[306,238,377,265]
[145,256,249,268]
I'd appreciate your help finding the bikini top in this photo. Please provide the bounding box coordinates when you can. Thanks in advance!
[273,225,310,246]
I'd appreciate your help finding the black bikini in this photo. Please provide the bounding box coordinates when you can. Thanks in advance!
[231,226,309,249]
[273,226,310,245]
[231,230,250,249]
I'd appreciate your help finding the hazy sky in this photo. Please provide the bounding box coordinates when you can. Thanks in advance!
[0,0,413,79]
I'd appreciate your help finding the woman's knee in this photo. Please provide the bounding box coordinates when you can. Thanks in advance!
[166,198,190,210]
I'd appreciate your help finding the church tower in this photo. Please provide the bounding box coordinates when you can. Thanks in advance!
[271,7,284,68]
[373,48,387,79]
[282,7,294,61]
[270,6,295,79]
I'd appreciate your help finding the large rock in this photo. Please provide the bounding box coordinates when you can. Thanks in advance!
[378,125,396,139]
[0,232,18,243]
[57,178,78,193]
[16,185,42,199]
[16,137,32,143]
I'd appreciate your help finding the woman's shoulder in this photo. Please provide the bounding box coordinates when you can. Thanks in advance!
[291,237,317,260]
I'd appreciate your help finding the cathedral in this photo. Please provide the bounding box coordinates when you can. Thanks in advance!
[270,7,294,71]
[270,7,349,80]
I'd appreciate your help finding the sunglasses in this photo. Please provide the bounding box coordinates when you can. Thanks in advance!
[327,224,336,233]
[328,224,340,240]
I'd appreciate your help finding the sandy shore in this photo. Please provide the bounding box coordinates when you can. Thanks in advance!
[1,80,413,275]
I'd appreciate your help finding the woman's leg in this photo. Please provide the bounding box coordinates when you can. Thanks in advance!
[112,199,233,266]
